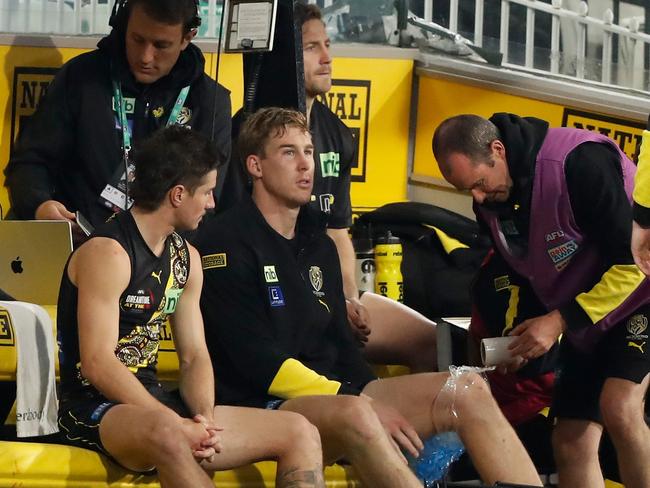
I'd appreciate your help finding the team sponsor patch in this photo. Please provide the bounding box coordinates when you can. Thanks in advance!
[122,292,153,311]
[202,253,227,269]
[494,275,510,292]
[318,194,334,214]
[152,106,164,118]
[163,288,184,314]
[264,265,279,283]
[0,307,15,346]
[268,286,285,307]
[320,152,340,177]
[547,239,578,270]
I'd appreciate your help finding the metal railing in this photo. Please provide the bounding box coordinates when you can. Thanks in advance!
[421,0,650,91]
[1,0,648,91]
[0,0,224,37]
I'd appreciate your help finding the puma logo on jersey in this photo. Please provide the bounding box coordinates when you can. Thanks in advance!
[151,270,162,284]
[628,341,646,353]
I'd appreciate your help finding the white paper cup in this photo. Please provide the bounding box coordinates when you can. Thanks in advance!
[481,336,517,366]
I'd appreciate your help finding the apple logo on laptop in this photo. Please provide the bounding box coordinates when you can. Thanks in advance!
[10,257,23,274]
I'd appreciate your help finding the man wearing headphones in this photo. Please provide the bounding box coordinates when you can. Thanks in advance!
[5,0,231,239]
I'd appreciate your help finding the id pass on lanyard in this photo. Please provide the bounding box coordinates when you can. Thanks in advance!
[99,81,190,212]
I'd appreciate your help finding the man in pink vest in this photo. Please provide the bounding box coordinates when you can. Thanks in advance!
[433,113,650,488]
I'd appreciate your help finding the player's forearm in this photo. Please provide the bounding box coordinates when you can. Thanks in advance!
[179,352,216,418]
[81,355,170,412]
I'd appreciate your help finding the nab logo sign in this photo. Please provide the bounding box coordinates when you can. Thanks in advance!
[318,79,370,182]
[562,108,645,163]
[10,67,58,155]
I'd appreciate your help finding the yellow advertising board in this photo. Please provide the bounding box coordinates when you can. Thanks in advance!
[327,58,413,211]
[413,76,645,181]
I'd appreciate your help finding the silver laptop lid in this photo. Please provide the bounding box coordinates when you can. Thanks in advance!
[0,220,73,305]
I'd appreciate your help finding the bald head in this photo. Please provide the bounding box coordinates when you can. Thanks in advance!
[432,114,501,177]
[432,115,513,204]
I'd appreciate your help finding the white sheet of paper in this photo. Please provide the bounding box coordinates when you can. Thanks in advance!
[237,3,272,41]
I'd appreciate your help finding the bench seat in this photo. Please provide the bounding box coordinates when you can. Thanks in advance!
[0,441,360,487]
[0,303,363,487]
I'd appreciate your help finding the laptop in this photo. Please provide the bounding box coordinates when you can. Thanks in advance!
[0,221,73,305]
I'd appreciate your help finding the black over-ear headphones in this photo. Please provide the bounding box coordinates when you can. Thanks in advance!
[109,0,201,30]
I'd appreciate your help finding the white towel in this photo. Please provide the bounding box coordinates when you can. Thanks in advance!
[0,301,59,437]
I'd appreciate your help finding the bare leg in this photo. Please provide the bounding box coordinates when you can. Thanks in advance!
[202,405,325,488]
[363,373,542,486]
[361,292,438,372]
[601,375,650,488]
[552,419,604,488]
[100,405,215,488]
[280,395,422,488]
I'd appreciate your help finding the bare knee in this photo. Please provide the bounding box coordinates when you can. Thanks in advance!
[552,424,600,468]
[146,411,191,462]
[274,411,322,454]
[601,389,645,441]
[335,396,384,446]
[452,372,496,417]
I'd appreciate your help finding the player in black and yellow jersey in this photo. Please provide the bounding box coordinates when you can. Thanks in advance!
[57,126,324,488]
[197,107,543,488]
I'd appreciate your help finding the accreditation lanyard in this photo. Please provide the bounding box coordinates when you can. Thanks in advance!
[112,81,190,161]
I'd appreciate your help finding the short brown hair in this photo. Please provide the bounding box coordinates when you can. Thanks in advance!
[131,126,221,211]
[294,2,322,28]
[238,108,310,170]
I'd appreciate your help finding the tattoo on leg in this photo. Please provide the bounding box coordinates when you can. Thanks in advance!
[277,466,325,488]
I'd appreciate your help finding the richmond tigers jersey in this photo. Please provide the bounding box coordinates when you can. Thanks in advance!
[57,211,189,401]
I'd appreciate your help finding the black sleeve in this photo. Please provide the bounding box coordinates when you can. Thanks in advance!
[634,201,650,228]
[4,65,75,218]
[327,127,354,229]
[559,142,635,328]
[210,84,232,201]
[216,109,249,212]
